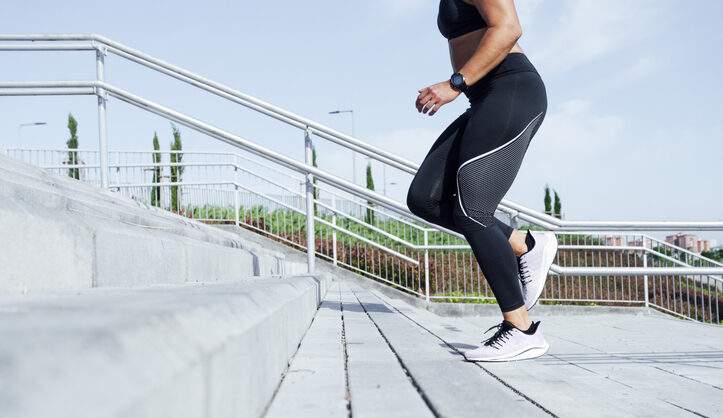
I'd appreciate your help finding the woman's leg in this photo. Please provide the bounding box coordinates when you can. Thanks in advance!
[452,71,547,326]
[406,109,528,250]
[406,111,470,232]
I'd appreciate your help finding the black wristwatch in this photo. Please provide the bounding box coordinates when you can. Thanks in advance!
[450,72,468,92]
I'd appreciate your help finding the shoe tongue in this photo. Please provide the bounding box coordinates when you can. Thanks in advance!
[525,230,536,252]
[501,320,516,330]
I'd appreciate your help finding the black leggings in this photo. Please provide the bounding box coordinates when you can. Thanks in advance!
[407,53,547,312]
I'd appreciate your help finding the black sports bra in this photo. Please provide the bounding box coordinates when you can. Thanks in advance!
[437,0,487,40]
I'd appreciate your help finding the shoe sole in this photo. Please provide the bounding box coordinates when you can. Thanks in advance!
[526,232,558,311]
[465,341,550,362]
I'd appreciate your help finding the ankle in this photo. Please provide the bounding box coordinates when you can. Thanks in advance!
[509,230,528,256]
[502,306,533,330]
[508,318,533,331]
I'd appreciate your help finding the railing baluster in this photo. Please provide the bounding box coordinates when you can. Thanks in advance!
[424,230,430,302]
[95,45,109,189]
[304,128,315,273]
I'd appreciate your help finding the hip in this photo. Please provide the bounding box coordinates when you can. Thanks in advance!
[465,53,545,105]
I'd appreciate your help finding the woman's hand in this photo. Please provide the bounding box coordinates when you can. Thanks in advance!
[415,80,461,116]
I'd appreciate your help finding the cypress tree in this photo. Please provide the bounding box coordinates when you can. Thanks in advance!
[553,190,562,219]
[544,184,552,216]
[66,114,80,180]
[365,161,375,225]
[169,125,184,212]
[151,132,162,207]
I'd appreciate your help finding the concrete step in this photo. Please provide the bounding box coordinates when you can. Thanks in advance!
[0,153,304,294]
[0,275,328,418]
[264,283,349,418]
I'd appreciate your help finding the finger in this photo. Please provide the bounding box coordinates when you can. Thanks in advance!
[422,99,437,114]
[415,95,424,112]
[417,93,434,112]
[428,102,441,116]
[419,92,435,107]
[420,99,431,114]
[418,87,430,94]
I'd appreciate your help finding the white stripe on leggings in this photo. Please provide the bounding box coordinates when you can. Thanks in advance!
[455,111,543,227]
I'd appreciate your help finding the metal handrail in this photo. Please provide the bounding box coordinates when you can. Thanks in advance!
[77,160,721,269]
[553,266,723,277]
[0,81,715,274]
[0,80,419,218]
[2,35,722,231]
[646,235,723,266]
[2,37,722,318]
[0,34,417,173]
[108,175,723,279]
[111,180,420,265]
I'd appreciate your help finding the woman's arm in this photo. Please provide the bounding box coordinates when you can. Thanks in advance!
[457,0,522,86]
[416,0,522,116]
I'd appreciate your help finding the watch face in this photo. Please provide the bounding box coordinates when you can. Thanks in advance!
[451,73,463,87]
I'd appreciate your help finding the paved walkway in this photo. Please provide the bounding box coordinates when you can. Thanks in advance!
[265,280,723,418]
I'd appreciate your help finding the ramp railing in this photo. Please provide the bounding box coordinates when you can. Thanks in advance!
[1,34,721,324]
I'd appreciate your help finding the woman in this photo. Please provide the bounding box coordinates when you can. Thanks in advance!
[407,0,558,362]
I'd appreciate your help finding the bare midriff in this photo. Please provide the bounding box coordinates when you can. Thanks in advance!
[448,28,524,72]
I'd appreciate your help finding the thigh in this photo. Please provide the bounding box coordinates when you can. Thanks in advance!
[455,73,547,227]
[409,110,470,203]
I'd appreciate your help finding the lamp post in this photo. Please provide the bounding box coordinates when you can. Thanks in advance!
[328,109,357,184]
[17,121,47,145]
[384,180,398,197]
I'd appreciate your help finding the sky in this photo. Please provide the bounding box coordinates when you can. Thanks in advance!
[0,0,721,243]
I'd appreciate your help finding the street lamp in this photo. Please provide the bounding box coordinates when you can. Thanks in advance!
[17,121,48,146]
[328,109,358,185]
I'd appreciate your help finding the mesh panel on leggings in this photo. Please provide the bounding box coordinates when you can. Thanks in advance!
[456,113,543,227]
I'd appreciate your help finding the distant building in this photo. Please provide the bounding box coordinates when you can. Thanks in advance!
[605,236,623,247]
[628,239,644,247]
[665,233,712,254]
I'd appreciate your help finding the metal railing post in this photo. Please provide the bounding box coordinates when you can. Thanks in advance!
[234,184,240,227]
[424,229,430,302]
[304,128,316,274]
[510,212,519,230]
[332,194,338,266]
[233,165,240,227]
[643,240,650,308]
[95,45,109,189]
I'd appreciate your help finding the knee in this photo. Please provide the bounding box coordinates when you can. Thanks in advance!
[406,184,434,220]
[452,198,495,231]
[406,185,425,217]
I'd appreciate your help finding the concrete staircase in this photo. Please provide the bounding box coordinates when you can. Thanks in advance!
[0,153,328,417]
[4,154,722,418]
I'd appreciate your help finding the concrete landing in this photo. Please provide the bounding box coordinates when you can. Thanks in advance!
[265,279,723,418]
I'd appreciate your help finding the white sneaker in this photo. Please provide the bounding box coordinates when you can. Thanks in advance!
[518,231,558,310]
[464,321,549,362]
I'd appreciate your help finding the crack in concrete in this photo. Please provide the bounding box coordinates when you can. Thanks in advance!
[351,290,441,418]
[653,366,723,391]
[340,286,353,418]
[372,291,559,417]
